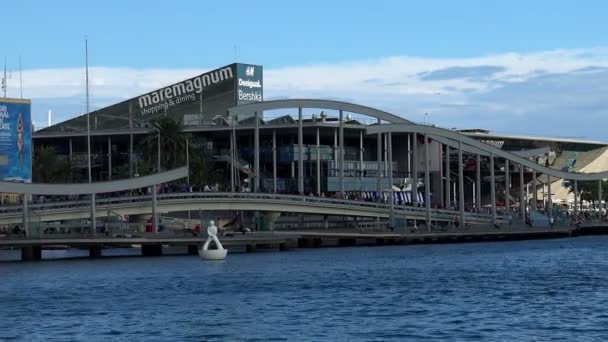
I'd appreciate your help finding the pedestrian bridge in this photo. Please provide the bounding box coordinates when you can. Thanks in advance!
[0,192,504,225]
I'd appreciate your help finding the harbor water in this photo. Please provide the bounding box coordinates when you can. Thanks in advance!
[2,236,608,341]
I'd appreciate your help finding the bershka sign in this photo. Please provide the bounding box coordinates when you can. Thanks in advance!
[138,66,234,115]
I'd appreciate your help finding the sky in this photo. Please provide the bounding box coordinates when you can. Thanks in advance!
[3,0,608,139]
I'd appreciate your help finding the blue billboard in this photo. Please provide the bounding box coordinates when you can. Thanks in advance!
[0,99,32,183]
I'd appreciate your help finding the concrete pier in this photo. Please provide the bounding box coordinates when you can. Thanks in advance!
[21,246,42,261]
[187,245,199,255]
[89,245,102,258]
[141,244,163,256]
[2,226,601,262]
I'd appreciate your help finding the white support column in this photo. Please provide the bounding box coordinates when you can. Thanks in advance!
[152,185,158,233]
[90,193,96,236]
[388,132,394,226]
[359,130,364,192]
[185,138,189,185]
[445,145,450,209]
[383,133,388,179]
[272,129,277,193]
[424,133,431,229]
[254,111,260,193]
[129,107,133,178]
[532,170,537,210]
[599,180,603,214]
[298,107,304,195]
[153,131,160,233]
[412,133,418,207]
[22,194,29,237]
[339,110,344,195]
[316,127,321,195]
[490,153,496,224]
[476,154,481,211]
[504,160,510,211]
[547,175,553,223]
[107,136,112,181]
[439,143,444,209]
[407,134,412,174]
[230,127,235,192]
[458,141,465,227]
[334,128,338,164]
[573,180,578,218]
[376,119,382,200]
[520,164,525,222]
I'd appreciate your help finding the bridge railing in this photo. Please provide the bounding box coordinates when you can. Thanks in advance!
[0,192,504,224]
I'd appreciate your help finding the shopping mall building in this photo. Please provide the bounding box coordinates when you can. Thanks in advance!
[32,62,608,209]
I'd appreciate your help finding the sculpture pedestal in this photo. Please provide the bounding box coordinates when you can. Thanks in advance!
[198,248,228,260]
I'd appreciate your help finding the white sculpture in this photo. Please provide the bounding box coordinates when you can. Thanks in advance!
[199,220,228,260]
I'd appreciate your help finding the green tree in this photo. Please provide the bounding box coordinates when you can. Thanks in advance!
[32,146,72,183]
[142,117,188,172]
[189,152,223,187]
[567,179,608,208]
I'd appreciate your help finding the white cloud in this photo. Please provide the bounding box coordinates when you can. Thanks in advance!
[8,47,608,140]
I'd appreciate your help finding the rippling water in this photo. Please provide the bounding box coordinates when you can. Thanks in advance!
[2,237,608,341]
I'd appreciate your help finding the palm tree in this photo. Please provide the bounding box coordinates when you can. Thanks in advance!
[32,146,71,183]
[189,152,223,187]
[142,117,188,172]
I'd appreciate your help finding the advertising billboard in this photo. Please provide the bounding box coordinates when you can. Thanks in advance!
[0,98,32,183]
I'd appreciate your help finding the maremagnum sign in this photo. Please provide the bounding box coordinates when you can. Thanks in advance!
[38,63,264,133]
[137,66,235,116]
[136,63,263,116]
[0,98,32,183]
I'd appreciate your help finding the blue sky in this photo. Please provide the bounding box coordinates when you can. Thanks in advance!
[3,0,608,139]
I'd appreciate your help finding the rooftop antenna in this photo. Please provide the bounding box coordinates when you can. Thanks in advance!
[234,44,237,62]
[1,57,12,98]
[19,56,23,98]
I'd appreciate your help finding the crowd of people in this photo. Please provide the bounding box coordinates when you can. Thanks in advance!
[0,225,26,238]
